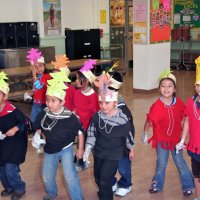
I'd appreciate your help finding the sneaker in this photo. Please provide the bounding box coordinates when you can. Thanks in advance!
[149,181,159,193]
[75,161,89,172]
[43,193,57,200]
[115,187,132,197]
[1,189,14,197]
[11,191,25,200]
[112,183,118,192]
[183,189,193,196]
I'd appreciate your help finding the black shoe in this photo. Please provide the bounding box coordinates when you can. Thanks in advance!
[183,189,193,196]
[1,189,14,197]
[11,191,25,200]
[149,187,159,193]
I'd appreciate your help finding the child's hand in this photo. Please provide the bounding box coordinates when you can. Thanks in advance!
[129,148,134,160]
[141,132,148,145]
[176,138,185,154]
[76,148,83,160]
[5,127,19,137]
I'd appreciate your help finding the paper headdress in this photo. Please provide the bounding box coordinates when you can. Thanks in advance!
[79,59,96,83]
[26,48,44,65]
[195,56,200,85]
[107,61,123,90]
[51,55,71,81]
[159,69,176,83]
[46,71,68,100]
[0,71,9,95]
[95,72,118,102]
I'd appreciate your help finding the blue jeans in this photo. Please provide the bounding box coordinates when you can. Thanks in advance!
[31,102,45,130]
[112,157,132,188]
[0,163,25,193]
[42,145,84,200]
[152,143,194,191]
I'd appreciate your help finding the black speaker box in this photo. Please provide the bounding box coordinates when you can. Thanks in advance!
[27,22,39,47]
[65,29,100,60]
[65,30,76,59]
[2,23,17,48]
[15,22,28,48]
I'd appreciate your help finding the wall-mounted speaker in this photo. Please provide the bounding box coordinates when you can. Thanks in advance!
[15,22,28,48]
[2,23,17,48]
[27,22,39,47]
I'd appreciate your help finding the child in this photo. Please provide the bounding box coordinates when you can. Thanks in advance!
[176,56,200,200]
[83,72,134,200]
[74,59,100,171]
[107,70,135,197]
[32,70,84,200]
[0,71,28,200]
[51,55,76,112]
[26,48,51,130]
[141,69,194,195]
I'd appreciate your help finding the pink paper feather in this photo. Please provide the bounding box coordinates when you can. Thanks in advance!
[26,48,42,64]
[79,59,96,72]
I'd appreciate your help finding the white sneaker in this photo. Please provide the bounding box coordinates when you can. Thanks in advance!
[115,187,132,197]
[112,183,118,192]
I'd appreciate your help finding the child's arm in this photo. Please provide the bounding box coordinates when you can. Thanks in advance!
[176,117,189,153]
[5,126,19,137]
[76,131,84,160]
[141,120,152,144]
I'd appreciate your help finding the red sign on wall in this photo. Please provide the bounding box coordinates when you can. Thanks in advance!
[150,0,171,43]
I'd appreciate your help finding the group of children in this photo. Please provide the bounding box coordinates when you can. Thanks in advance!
[0,47,200,200]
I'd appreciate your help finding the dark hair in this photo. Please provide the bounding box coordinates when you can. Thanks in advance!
[76,71,91,87]
[108,71,123,91]
[159,78,176,96]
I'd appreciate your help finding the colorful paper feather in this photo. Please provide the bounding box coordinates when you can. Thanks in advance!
[79,59,96,72]
[26,48,42,65]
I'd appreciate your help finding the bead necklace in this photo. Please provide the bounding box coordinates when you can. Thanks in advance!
[160,97,175,136]
[41,106,64,131]
[98,110,119,134]
[193,95,200,120]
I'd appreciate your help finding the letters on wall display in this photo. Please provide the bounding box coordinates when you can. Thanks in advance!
[43,0,61,36]
[174,0,200,28]
[150,0,171,43]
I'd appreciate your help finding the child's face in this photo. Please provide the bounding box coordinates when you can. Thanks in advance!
[35,63,45,74]
[99,100,117,116]
[0,91,7,109]
[195,84,200,96]
[159,79,176,98]
[46,95,64,113]
[76,74,88,88]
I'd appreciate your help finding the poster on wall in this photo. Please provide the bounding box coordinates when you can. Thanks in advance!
[150,0,171,43]
[174,0,200,28]
[43,0,61,36]
[110,0,125,26]
[133,3,147,44]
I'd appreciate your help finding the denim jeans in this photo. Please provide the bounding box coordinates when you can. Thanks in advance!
[31,102,46,130]
[112,157,132,188]
[0,163,25,193]
[42,145,84,200]
[152,143,194,191]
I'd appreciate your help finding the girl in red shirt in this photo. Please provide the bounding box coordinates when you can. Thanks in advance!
[74,59,100,171]
[142,70,194,196]
[176,57,200,200]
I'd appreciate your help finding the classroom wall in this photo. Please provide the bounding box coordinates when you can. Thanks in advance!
[0,0,110,55]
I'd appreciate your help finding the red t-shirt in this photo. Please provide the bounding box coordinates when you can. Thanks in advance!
[147,97,185,150]
[64,83,76,112]
[0,101,15,117]
[74,88,100,131]
[33,73,51,104]
[185,97,200,154]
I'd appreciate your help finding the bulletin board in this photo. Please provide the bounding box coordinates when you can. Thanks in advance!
[173,0,200,28]
[150,0,171,43]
